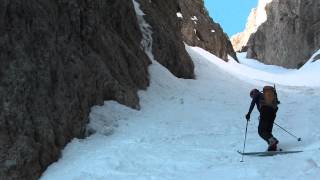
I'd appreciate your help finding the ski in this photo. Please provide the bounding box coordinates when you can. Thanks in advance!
[237,150,303,156]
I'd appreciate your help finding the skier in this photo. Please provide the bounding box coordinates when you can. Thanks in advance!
[245,86,280,151]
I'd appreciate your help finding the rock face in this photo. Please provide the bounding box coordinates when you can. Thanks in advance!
[245,0,320,68]
[231,0,272,52]
[138,0,195,79]
[0,0,195,179]
[177,0,237,61]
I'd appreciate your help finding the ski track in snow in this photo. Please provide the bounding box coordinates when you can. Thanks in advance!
[40,45,320,180]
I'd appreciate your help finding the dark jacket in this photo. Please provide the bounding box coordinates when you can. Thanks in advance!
[248,91,262,115]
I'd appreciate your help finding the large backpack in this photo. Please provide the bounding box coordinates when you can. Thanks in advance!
[260,86,279,109]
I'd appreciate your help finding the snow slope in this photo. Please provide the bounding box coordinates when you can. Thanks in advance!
[40,45,320,179]
[192,50,320,87]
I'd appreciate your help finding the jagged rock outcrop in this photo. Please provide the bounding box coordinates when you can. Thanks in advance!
[245,0,320,68]
[231,0,272,52]
[177,0,238,61]
[0,0,195,179]
[138,0,195,78]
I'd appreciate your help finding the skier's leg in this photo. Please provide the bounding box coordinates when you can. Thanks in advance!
[265,108,278,151]
[269,110,278,143]
[258,122,268,143]
[258,107,271,143]
[268,111,276,137]
[266,110,275,137]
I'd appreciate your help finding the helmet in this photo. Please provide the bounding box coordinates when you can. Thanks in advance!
[250,89,259,98]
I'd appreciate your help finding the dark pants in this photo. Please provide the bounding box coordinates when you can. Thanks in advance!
[258,106,276,144]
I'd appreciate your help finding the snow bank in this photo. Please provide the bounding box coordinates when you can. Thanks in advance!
[190,47,320,87]
[300,49,320,70]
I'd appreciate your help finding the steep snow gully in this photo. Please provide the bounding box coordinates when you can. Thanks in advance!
[41,43,320,180]
[41,1,320,179]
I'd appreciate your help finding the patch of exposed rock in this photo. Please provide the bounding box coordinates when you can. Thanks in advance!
[246,0,320,68]
[138,0,195,78]
[177,0,237,61]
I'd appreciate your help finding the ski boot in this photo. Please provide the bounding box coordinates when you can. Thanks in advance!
[267,137,279,151]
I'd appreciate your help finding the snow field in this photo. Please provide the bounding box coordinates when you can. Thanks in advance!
[41,45,320,180]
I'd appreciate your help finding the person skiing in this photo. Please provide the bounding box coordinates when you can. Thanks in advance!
[245,86,280,151]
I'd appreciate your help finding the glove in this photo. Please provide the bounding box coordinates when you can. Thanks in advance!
[245,114,250,121]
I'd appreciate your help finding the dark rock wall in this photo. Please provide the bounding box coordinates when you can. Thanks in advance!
[0,0,154,179]
[246,0,320,68]
[138,0,195,79]
[178,0,237,61]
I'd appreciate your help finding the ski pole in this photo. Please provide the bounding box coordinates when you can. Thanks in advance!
[274,122,301,141]
[240,120,249,162]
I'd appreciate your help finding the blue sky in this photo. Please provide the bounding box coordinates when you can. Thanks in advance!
[204,0,258,37]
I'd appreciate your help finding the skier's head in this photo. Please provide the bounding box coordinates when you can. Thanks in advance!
[250,89,259,98]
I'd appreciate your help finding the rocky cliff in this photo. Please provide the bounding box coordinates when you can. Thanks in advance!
[138,0,195,79]
[177,0,237,61]
[245,0,320,68]
[0,0,233,179]
[231,0,272,52]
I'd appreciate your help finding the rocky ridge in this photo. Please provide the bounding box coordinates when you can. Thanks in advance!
[243,0,320,68]
[177,0,237,61]
[231,0,272,52]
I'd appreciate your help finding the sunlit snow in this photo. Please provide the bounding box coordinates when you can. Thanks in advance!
[176,12,183,18]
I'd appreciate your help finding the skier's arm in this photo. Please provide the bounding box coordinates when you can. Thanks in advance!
[245,97,256,121]
[247,98,256,115]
